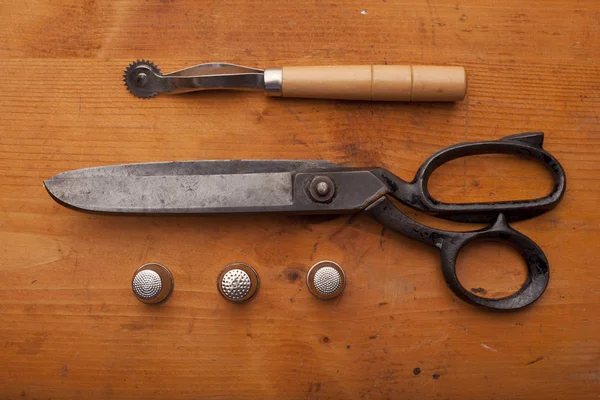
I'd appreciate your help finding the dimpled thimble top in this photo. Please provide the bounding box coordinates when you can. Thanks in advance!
[313,266,342,295]
[221,269,252,300]
[132,269,162,300]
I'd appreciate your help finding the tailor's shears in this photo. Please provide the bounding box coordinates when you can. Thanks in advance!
[44,132,566,310]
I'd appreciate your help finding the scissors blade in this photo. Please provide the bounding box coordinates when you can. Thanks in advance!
[44,160,387,214]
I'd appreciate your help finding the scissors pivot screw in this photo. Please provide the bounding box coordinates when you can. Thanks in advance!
[316,182,330,196]
[132,263,174,304]
[308,176,335,203]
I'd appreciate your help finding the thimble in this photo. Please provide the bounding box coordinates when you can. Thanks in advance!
[132,263,174,304]
[306,260,346,300]
[217,263,260,303]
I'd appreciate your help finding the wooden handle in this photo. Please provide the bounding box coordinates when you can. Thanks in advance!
[280,65,466,102]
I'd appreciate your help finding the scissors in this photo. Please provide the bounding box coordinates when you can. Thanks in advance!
[44,132,566,311]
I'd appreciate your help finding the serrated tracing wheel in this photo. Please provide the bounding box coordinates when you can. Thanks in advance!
[123,60,162,99]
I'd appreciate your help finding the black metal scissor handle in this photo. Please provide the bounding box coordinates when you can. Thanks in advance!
[371,132,566,223]
[366,132,565,310]
[368,198,549,310]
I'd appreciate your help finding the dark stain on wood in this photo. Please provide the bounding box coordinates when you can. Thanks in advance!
[526,356,545,365]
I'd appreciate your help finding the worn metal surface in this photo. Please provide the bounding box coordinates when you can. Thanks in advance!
[44,161,389,214]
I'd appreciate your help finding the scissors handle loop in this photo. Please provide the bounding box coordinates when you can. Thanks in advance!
[367,198,549,310]
[372,132,566,223]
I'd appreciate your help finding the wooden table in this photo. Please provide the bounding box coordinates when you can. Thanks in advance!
[1,0,598,398]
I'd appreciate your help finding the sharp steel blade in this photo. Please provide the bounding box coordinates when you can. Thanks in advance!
[44,160,342,213]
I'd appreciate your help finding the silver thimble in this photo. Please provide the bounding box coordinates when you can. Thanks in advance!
[132,263,174,304]
[307,260,346,300]
[217,263,259,303]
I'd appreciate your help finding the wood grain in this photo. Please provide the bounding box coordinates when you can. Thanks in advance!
[0,0,599,398]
